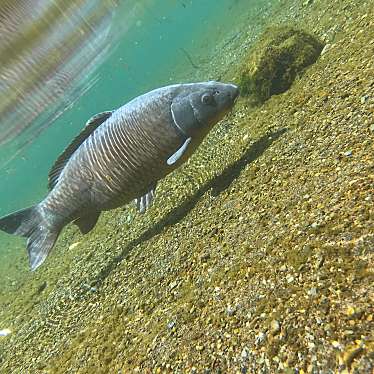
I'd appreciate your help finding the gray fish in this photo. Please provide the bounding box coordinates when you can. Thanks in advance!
[0,81,239,271]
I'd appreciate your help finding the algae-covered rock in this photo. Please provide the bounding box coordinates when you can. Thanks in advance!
[239,26,323,104]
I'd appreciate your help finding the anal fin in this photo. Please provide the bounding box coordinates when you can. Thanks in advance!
[135,184,157,214]
[74,212,100,234]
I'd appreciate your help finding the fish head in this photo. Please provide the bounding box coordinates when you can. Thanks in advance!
[171,81,239,138]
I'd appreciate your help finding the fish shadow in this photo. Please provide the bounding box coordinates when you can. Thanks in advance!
[92,127,287,286]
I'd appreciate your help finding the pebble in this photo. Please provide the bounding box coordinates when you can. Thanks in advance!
[308,287,318,296]
[226,305,236,316]
[68,242,80,250]
[255,332,266,346]
[0,328,11,337]
[279,265,287,272]
[360,95,369,104]
[303,0,313,6]
[286,274,294,283]
[169,281,177,290]
[331,340,342,349]
[270,320,281,335]
[241,347,249,359]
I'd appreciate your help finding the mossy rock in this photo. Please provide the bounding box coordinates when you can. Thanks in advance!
[239,26,323,104]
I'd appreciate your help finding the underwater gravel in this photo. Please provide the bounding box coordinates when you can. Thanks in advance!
[0,0,373,373]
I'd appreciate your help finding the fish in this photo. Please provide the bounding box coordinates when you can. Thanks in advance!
[0,81,239,271]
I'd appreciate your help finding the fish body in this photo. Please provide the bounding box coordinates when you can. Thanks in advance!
[0,81,238,270]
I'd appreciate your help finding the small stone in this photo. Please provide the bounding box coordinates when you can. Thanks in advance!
[332,340,342,349]
[344,150,352,157]
[255,332,266,346]
[286,274,294,283]
[345,306,355,316]
[303,0,313,6]
[68,242,80,250]
[241,347,249,359]
[226,305,236,316]
[370,123,374,133]
[270,320,281,335]
[307,287,317,297]
[169,281,177,290]
[167,320,176,330]
[0,328,11,337]
[360,95,369,104]
[279,265,287,272]
[196,345,204,351]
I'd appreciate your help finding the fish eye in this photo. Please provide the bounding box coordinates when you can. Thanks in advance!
[201,93,214,105]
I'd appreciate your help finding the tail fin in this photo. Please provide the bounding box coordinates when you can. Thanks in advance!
[0,206,60,271]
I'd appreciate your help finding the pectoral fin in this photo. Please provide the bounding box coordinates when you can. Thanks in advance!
[167,137,192,165]
[135,184,157,214]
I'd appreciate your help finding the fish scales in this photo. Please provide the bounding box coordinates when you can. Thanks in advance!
[58,94,181,214]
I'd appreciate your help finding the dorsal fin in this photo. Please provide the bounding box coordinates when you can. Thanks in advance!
[47,111,113,191]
